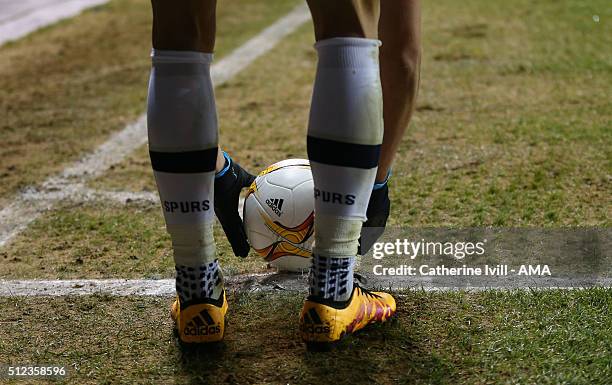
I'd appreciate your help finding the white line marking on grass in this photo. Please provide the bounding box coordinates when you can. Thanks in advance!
[210,3,311,85]
[0,276,610,297]
[0,4,310,248]
[0,274,279,297]
[0,0,109,46]
[0,279,176,297]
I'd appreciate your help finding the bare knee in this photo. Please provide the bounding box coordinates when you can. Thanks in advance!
[382,44,420,76]
[307,0,380,41]
[379,0,421,74]
[151,0,216,52]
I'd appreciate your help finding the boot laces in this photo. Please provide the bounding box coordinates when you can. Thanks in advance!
[353,273,382,299]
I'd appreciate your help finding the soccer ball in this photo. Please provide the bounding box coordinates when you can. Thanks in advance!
[243,159,314,272]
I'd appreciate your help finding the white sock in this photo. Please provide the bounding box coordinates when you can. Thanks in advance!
[307,38,384,301]
[147,49,222,300]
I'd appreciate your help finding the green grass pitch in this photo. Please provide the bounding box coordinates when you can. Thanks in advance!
[0,0,610,384]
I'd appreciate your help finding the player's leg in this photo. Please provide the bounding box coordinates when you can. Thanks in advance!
[300,0,395,349]
[359,0,422,254]
[307,0,379,40]
[377,0,421,183]
[151,0,216,52]
[148,0,228,343]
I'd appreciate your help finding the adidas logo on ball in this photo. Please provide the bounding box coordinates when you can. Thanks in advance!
[243,159,315,272]
[265,198,284,217]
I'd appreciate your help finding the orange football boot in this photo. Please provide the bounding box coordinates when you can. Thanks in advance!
[171,291,228,343]
[299,284,396,350]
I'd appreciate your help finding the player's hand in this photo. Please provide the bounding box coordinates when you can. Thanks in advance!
[358,183,391,255]
[214,153,256,257]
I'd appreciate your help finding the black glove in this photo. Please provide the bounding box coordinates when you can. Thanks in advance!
[214,153,256,257]
[358,182,391,255]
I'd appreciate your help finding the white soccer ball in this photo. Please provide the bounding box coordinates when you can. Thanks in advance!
[243,159,314,272]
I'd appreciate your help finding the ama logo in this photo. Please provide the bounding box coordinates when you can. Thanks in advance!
[266,198,284,217]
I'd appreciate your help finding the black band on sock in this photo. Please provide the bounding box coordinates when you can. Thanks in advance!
[307,136,380,169]
[150,148,218,173]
